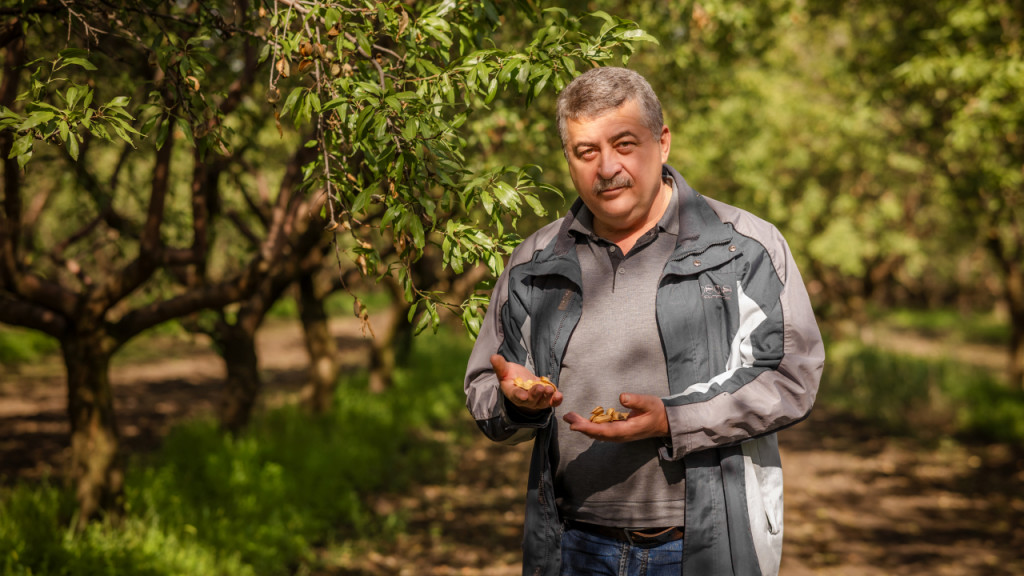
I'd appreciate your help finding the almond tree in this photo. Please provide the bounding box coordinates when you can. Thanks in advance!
[0,0,654,525]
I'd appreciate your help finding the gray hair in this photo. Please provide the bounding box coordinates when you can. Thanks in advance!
[556,67,664,151]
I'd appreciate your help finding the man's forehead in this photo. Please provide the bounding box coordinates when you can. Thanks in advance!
[566,101,646,141]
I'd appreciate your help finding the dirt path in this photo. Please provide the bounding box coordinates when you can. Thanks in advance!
[2,320,1022,575]
[322,406,1024,576]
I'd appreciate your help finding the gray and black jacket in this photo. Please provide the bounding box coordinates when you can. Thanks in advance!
[464,165,825,576]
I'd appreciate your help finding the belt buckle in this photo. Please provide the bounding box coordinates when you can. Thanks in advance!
[624,527,653,547]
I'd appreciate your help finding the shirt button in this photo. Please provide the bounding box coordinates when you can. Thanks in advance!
[618,268,626,275]
[609,246,616,253]
[693,259,702,267]
[729,245,737,252]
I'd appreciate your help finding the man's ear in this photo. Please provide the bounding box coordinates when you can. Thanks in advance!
[659,125,672,162]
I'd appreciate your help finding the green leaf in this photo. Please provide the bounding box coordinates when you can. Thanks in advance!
[493,181,518,208]
[354,30,372,56]
[523,193,547,216]
[619,29,659,44]
[61,57,98,71]
[66,134,80,161]
[484,77,498,104]
[407,213,425,249]
[9,133,33,159]
[325,7,342,29]
[413,307,432,336]
[351,186,373,214]
[534,70,551,97]
[401,118,419,140]
[381,204,401,228]
[19,111,54,131]
[155,117,170,149]
[450,246,464,274]
[516,61,532,92]
[462,305,483,339]
[281,87,304,118]
[65,86,80,108]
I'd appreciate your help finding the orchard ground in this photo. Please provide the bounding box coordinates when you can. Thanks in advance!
[1,316,1022,575]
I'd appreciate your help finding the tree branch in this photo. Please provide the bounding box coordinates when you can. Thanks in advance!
[0,293,67,337]
[69,142,137,237]
[226,210,262,247]
[91,133,174,308]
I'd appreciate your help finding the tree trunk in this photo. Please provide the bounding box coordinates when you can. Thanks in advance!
[63,331,123,530]
[216,323,261,434]
[988,235,1024,391]
[298,274,338,413]
[1010,321,1024,392]
[369,302,413,393]
[1007,272,1024,391]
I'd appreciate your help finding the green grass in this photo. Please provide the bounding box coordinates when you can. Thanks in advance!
[0,328,475,576]
[820,339,1024,444]
[0,326,60,366]
[872,306,1011,346]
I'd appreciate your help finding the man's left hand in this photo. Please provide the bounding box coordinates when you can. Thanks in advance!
[562,393,670,442]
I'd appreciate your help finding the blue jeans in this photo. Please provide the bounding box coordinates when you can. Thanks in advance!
[560,526,684,576]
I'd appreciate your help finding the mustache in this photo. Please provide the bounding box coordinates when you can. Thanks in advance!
[592,176,633,194]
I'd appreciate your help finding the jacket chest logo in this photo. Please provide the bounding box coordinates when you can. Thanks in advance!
[702,284,733,300]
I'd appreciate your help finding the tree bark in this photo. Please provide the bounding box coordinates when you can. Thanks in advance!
[62,329,123,530]
[1005,267,1024,391]
[369,281,413,394]
[369,301,416,394]
[215,322,261,434]
[987,229,1024,391]
[298,273,338,413]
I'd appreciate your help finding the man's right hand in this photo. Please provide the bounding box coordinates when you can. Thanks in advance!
[491,354,563,414]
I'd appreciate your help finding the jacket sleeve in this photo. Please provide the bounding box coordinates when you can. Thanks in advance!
[464,243,551,445]
[660,227,825,460]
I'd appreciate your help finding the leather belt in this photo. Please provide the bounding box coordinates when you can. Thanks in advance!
[567,520,684,549]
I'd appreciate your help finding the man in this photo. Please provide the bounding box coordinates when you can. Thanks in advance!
[464,67,824,576]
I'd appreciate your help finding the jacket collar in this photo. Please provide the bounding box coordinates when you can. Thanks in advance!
[664,164,735,256]
[544,164,733,261]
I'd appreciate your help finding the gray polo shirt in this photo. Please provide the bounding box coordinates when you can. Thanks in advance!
[553,176,686,528]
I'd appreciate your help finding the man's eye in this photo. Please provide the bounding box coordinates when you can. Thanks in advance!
[617,142,636,151]
[579,149,597,159]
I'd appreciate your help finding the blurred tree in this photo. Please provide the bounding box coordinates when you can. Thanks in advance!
[804,0,1024,389]
[0,1,284,527]
[0,0,653,525]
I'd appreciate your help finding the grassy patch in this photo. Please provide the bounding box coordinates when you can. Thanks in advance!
[873,306,1011,346]
[820,340,1024,444]
[0,326,60,367]
[0,329,475,576]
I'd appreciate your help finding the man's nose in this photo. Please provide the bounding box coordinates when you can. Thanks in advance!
[597,153,621,179]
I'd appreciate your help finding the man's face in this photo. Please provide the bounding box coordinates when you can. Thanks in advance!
[563,99,671,237]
